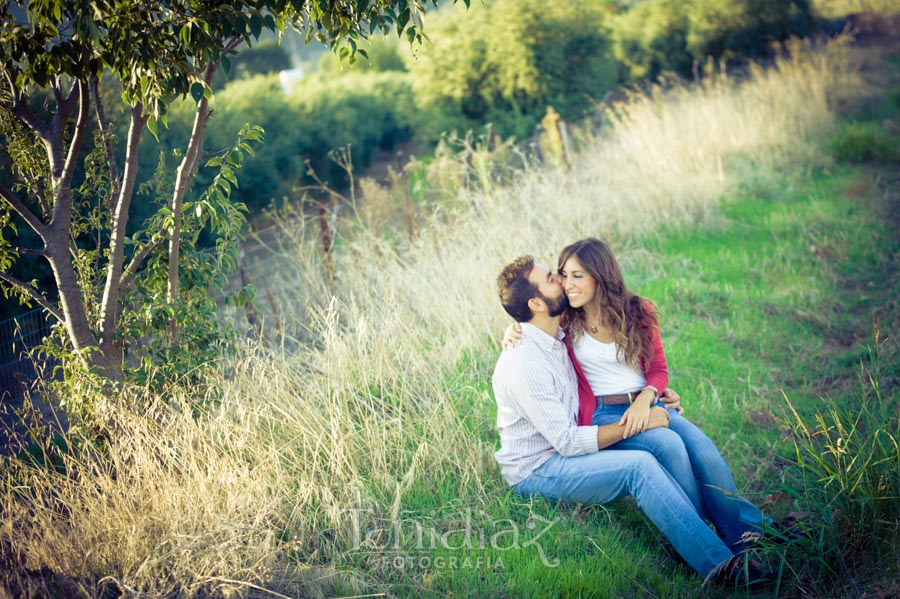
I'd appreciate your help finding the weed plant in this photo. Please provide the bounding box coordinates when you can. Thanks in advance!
[763,343,900,597]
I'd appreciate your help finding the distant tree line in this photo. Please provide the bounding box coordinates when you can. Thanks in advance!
[98,0,821,222]
[0,0,820,324]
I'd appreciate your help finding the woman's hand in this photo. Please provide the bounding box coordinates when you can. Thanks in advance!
[619,389,657,438]
[659,387,684,415]
[501,322,523,350]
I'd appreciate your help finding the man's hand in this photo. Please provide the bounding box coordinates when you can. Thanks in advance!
[659,387,684,415]
[646,406,670,429]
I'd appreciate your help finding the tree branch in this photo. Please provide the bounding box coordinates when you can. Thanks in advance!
[0,271,64,323]
[2,68,52,142]
[49,79,90,230]
[14,247,48,257]
[21,172,51,221]
[99,103,147,343]
[0,181,48,239]
[47,77,81,179]
[119,232,165,293]
[57,80,87,190]
[225,35,244,53]
[88,75,121,213]
[166,61,218,343]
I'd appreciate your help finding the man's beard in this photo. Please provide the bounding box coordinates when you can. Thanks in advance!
[543,292,569,317]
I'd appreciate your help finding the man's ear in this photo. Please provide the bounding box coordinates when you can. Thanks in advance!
[527,296,545,314]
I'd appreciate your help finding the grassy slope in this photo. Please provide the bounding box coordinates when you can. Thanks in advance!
[361,162,898,599]
[371,46,900,597]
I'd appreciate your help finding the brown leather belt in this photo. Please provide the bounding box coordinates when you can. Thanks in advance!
[599,391,643,405]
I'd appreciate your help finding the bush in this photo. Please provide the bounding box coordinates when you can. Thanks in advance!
[610,0,819,81]
[316,35,407,77]
[407,0,619,141]
[611,0,694,80]
[198,71,417,212]
[686,0,818,62]
[828,120,900,164]
[212,39,292,90]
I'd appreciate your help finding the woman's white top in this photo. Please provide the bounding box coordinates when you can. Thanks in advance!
[573,333,646,396]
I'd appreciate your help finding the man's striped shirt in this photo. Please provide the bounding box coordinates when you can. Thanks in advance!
[492,323,600,486]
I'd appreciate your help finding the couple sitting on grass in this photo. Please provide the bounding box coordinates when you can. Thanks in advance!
[492,237,772,585]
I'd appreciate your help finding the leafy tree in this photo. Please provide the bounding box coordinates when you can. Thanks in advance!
[611,0,694,80]
[609,0,818,81]
[407,0,619,140]
[211,39,292,90]
[0,0,451,394]
[317,35,407,76]
[686,0,818,62]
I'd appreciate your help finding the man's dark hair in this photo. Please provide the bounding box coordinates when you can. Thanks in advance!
[497,255,539,322]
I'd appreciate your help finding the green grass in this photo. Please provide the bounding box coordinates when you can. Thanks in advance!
[294,161,899,599]
[373,163,899,598]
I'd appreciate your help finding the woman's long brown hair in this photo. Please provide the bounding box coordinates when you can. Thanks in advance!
[557,238,658,369]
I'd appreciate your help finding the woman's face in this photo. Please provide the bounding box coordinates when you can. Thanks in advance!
[560,255,597,309]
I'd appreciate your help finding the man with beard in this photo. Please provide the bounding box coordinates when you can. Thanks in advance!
[491,256,766,583]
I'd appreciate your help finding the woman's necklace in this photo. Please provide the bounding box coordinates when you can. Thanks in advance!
[590,323,598,334]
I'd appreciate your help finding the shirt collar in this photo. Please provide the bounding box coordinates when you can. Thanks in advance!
[520,322,565,352]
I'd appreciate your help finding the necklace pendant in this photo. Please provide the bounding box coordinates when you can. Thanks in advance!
[590,325,598,333]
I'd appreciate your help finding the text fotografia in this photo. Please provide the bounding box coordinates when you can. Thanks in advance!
[342,508,561,569]
[375,554,505,571]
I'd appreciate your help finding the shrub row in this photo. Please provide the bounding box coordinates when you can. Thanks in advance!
[147,71,419,217]
[141,0,821,217]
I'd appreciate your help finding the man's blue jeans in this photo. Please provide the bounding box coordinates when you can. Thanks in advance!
[592,402,767,551]
[513,449,734,577]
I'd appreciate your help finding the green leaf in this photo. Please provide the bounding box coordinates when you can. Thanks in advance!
[190,82,204,103]
[221,166,238,186]
[397,9,409,33]
[146,116,159,140]
[249,14,262,38]
[180,22,192,46]
[222,56,232,76]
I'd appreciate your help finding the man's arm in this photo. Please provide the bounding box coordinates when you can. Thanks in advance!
[596,406,670,449]
[504,359,599,457]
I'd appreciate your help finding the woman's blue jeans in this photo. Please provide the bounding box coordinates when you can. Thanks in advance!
[592,401,767,552]
[514,449,734,577]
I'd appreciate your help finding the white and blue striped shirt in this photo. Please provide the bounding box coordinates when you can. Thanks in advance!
[492,323,600,486]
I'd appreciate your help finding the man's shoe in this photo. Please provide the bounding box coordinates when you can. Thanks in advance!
[707,553,774,587]
[765,511,814,545]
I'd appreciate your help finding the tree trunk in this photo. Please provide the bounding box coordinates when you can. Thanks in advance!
[45,80,123,380]
[166,63,217,344]
[98,104,146,363]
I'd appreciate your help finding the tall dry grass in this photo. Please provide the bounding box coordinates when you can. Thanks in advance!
[1,37,862,596]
